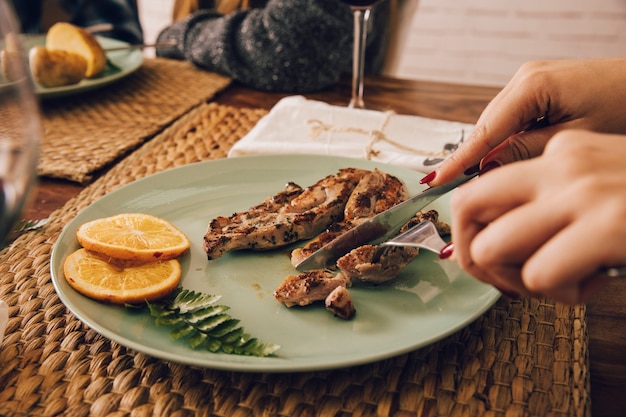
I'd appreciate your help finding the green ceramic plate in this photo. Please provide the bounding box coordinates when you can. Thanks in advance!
[50,155,500,372]
[21,35,143,99]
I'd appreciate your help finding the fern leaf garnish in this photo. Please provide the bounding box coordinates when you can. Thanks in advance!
[147,288,280,357]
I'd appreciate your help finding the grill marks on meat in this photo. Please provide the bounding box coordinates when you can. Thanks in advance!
[273,270,351,307]
[325,286,355,320]
[275,210,450,319]
[344,168,409,219]
[203,166,450,321]
[205,182,304,259]
[403,209,450,236]
[203,168,368,259]
[290,169,408,267]
[273,270,355,319]
[336,244,419,284]
[337,210,450,283]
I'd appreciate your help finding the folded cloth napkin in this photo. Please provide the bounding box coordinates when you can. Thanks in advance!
[228,96,475,173]
[0,300,7,344]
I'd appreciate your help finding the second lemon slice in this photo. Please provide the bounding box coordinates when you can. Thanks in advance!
[63,249,182,304]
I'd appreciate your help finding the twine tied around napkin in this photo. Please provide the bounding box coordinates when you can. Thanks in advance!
[227,96,475,173]
[307,111,458,161]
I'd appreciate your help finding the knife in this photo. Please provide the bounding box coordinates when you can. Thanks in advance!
[294,164,480,271]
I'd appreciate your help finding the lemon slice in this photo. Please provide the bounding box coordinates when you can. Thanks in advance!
[76,213,191,262]
[63,249,182,304]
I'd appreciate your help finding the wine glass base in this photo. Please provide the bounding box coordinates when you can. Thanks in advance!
[348,97,365,109]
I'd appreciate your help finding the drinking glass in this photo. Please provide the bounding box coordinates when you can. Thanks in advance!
[339,0,383,109]
[0,0,41,245]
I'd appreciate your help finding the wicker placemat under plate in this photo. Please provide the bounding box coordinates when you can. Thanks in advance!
[38,58,232,184]
[0,103,590,417]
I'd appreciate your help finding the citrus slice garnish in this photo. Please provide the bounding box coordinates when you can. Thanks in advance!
[63,248,182,304]
[76,213,190,262]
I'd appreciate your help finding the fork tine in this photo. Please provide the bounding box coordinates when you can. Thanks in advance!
[380,220,448,254]
[372,220,448,263]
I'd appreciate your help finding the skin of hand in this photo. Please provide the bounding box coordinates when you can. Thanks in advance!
[426,58,626,187]
[449,130,626,304]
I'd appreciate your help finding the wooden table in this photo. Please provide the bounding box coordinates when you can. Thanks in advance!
[24,76,626,417]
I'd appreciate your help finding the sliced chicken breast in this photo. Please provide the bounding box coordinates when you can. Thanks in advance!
[273,270,351,307]
[203,168,368,259]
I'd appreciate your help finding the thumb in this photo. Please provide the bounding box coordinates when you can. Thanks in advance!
[481,128,554,167]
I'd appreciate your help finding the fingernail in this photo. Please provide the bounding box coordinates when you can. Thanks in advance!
[419,171,437,184]
[439,242,454,259]
[479,160,501,175]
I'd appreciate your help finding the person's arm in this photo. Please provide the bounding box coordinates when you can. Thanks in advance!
[424,58,626,186]
[449,129,626,304]
[156,0,388,93]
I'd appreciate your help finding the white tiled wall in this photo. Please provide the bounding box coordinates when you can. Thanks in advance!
[385,0,626,87]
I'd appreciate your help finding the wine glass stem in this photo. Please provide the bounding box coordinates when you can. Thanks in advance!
[349,7,371,109]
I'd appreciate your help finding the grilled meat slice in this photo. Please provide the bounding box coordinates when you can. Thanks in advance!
[336,210,450,283]
[336,244,419,283]
[273,270,351,307]
[402,209,451,237]
[203,168,368,260]
[343,168,409,219]
[290,169,408,267]
[275,210,450,318]
[325,286,356,320]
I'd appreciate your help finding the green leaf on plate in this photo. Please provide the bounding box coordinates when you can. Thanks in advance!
[146,288,280,357]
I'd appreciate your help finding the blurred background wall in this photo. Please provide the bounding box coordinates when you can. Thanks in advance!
[136,0,626,86]
[384,0,626,87]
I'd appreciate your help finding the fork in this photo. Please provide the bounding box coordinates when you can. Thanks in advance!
[103,40,177,52]
[372,220,452,262]
[375,220,626,278]
[81,24,177,51]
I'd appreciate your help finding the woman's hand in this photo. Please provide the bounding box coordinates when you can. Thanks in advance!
[449,130,626,304]
[427,58,626,186]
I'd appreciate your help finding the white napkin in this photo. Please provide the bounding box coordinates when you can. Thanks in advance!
[228,96,474,173]
[0,300,7,345]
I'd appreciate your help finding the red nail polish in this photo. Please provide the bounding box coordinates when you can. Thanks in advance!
[479,160,501,175]
[439,242,454,259]
[419,171,436,184]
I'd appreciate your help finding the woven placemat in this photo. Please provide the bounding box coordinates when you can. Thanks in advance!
[38,57,232,184]
[0,103,590,417]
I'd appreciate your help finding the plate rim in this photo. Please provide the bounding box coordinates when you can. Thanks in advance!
[25,35,144,99]
[50,155,500,372]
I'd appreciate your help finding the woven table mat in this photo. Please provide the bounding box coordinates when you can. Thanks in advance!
[0,103,590,417]
[38,57,231,184]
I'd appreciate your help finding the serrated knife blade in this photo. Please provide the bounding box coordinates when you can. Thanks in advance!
[294,164,480,271]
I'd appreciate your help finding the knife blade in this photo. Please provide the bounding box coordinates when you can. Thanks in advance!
[294,164,480,271]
